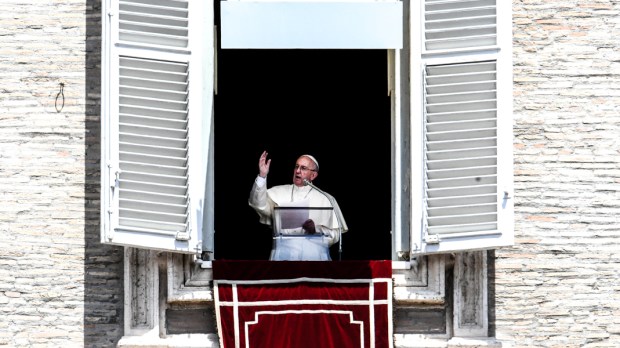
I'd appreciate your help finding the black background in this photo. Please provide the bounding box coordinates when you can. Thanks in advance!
[213,49,392,260]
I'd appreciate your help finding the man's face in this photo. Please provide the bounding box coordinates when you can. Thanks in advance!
[292,156,318,187]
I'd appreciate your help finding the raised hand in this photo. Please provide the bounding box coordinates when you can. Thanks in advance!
[259,150,271,178]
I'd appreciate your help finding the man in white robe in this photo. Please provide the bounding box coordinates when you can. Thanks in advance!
[248,151,348,260]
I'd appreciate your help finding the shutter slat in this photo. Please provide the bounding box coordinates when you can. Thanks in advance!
[119,187,186,198]
[121,143,186,158]
[427,193,496,208]
[119,97,187,110]
[427,91,496,104]
[120,151,187,168]
[120,163,186,178]
[121,171,187,187]
[120,198,187,214]
[427,183,496,198]
[426,137,496,151]
[426,61,497,75]
[428,212,497,227]
[428,147,497,162]
[425,2,495,17]
[119,217,186,233]
[120,22,187,38]
[119,180,187,195]
[119,31,188,48]
[120,13,187,26]
[426,100,497,114]
[122,0,188,9]
[120,57,188,73]
[426,19,496,31]
[427,128,496,141]
[427,174,497,190]
[120,4,187,18]
[427,81,496,95]
[426,110,496,124]
[428,202,496,217]
[120,86,187,102]
[120,122,187,138]
[120,189,187,205]
[426,118,496,132]
[426,166,497,181]
[120,209,187,224]
[120,106,187,121]
[120,76,186,92]
[120,133,186,148]
[427,156,496,171]
[427,73,497,84]
[427,223,498,235]
[119,68,187,82]
[121,114,187,130]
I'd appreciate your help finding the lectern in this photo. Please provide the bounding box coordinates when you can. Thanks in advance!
[271,206,334,261]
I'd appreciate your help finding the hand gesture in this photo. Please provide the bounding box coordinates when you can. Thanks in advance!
[259,150,271,178]
[302,219,316,235]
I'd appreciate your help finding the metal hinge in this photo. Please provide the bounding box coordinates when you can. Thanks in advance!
[175,231,190,241]
[425,234,441,244]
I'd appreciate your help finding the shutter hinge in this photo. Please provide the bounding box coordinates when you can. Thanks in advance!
[175,198,192,242]
[108,164,120,189]
[194,241,202,255]
[175,231,190,241]
[425,234,441,244]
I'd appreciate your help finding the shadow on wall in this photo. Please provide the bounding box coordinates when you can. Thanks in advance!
[85,0,125,346]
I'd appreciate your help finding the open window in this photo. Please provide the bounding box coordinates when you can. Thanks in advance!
[101,0,513,261]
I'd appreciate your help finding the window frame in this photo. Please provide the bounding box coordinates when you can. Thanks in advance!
[101,0,513,261]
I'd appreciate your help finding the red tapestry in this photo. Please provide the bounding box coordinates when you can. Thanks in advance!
[213,260,393,348]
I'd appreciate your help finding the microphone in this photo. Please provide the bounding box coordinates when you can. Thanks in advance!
[302,179,344,260]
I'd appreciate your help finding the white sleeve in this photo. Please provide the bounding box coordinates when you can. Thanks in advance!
[248,175,273,225]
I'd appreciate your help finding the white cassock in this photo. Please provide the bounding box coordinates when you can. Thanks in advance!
[248,175,348,261]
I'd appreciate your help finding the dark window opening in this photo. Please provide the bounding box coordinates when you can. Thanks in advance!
[214,49,391,261]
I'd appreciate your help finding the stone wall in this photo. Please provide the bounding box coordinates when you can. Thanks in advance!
[498,1,620,347]
[0,0,124,347]
[0,0,619,347]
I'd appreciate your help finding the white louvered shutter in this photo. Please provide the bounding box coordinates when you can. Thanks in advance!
[101,0,214,254]
[411,0,513,255]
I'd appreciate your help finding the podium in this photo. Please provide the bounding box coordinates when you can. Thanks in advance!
[271,206,335,261]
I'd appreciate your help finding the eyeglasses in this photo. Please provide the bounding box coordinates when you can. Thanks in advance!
[294,164,317,172]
